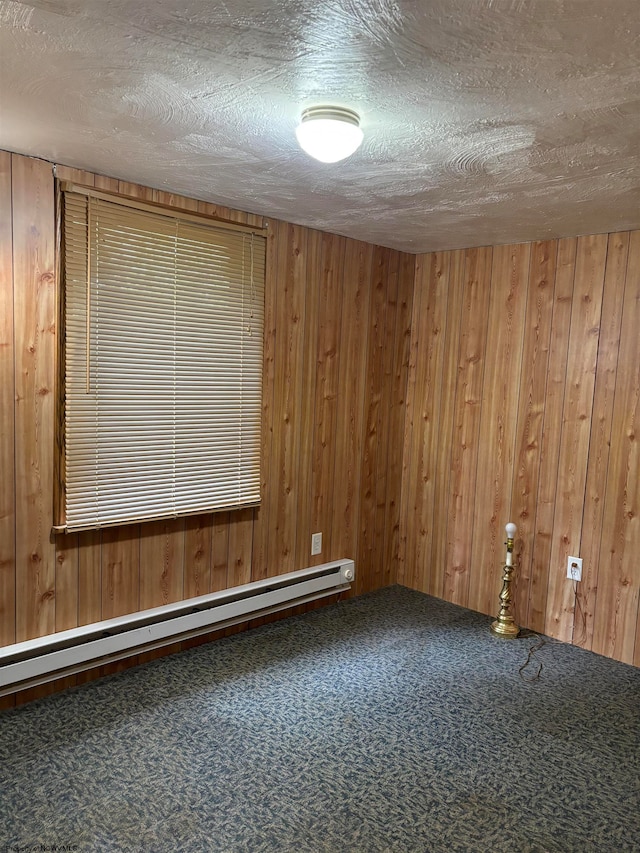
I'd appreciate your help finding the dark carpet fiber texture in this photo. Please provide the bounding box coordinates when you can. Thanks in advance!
[1,585,639,852]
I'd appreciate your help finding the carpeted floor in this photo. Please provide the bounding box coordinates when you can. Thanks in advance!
[1,585,639,852]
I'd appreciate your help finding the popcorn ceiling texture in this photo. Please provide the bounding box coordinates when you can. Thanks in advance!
[1,0,639,252]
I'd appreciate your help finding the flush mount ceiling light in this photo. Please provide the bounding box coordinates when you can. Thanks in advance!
[295,106,364,163]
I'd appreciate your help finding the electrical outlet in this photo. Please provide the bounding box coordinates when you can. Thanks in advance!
[567,556,582,582]
[311,532,322,556]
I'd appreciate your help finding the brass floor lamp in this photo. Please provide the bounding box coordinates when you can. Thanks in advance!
[490,522,520,639]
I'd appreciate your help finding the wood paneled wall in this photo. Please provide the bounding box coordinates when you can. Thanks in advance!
[2,147,638,712]
[399,234,640,665]
[0,151,414,704]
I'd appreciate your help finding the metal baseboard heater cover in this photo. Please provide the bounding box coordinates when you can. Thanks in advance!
[0,559,355,696]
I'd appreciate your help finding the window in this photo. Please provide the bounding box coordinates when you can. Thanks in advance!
[57,184,266,532]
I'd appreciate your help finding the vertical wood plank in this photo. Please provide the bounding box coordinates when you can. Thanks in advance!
[13,154,56,641]
[577,232,628,649]
[211,511,230,592]
[429,249,465,598]
[545,234,607,642]
[413,252,451,594]
[310,232,344,564]
[294,228,322,570]
[527,239,574,632]
[139,519,185,610]
[331,240,371,571]
[268,222,308,575]
[251,220,278,580]
[0,151,15,646]
[369,250,400,589]
[228,508,254,588]
[510,241,556,625]
[371,249,400,592]
[357,245,388,593]
[78,529,102,626]
[183,515,213,599]
[385,250,415,588]
[101,526,139,619]
[54,533,78,631]
[397,250,424,588]
[444,247,492,607]
[592,230,640,663]
[401,252,441,592]
[468,243,530,617]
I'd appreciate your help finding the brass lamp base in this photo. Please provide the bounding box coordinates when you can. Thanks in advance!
[490,615,520,639]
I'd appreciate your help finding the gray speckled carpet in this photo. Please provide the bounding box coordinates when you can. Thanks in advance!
[1,585,639,853]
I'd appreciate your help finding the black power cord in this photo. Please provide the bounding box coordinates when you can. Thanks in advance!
[518,631,546,682]
[516,582,587,682]
[572,579,588,636]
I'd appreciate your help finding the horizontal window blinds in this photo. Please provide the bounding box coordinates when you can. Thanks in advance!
[62,189,266,532]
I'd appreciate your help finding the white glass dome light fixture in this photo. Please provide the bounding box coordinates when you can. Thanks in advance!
[295,106,364,163]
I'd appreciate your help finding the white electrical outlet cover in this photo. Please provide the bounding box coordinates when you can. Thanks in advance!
[567,556,582,581]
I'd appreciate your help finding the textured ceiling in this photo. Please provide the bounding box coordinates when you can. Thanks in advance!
[1,0,639,253]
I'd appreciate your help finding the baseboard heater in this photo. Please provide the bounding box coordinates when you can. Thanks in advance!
[0,559,355,696]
